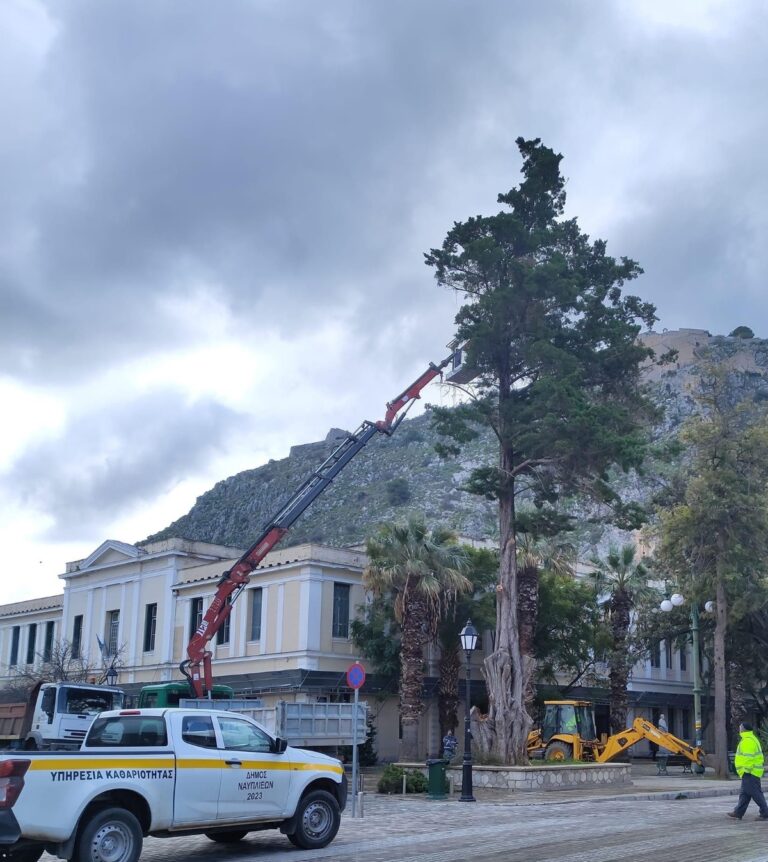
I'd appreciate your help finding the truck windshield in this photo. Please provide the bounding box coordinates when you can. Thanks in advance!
[58,688,124,715]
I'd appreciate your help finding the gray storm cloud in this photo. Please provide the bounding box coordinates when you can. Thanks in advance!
[2,0,768,552]
[6,391,243,539]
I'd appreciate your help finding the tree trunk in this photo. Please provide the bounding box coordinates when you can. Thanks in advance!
[608,590,631,733]
[518,561,539,712]
[399,587,428,761]
[713,572,729,779]
[482,434,531,764]
[438,642,461,739]
[728,660,747,737]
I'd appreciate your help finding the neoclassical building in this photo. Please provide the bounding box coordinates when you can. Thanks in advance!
[0,536,708,760]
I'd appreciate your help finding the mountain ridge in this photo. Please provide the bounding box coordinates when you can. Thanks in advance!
[146,328,768,551]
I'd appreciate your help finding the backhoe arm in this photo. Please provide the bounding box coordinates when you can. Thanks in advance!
[597,717,704,766]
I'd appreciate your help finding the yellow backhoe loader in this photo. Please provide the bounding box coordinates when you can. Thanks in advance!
[527,700,705,773]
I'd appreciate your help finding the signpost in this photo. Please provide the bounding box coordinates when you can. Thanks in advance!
[346,662,365,818]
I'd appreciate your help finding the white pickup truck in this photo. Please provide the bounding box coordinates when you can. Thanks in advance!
[0,707,347,862]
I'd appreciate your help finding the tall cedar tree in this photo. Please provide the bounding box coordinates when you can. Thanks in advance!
[659,370,768,778]
[426,138,659,763]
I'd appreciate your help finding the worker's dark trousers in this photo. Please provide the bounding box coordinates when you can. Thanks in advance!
[734,773,768,817]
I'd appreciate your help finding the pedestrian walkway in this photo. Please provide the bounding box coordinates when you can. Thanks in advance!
[357,761,739,810]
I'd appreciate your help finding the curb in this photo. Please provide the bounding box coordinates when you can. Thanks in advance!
[519,787,739,806]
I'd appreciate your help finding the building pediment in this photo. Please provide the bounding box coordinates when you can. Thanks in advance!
[65,540,144,575]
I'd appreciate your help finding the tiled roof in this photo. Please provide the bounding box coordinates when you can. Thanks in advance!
[0,594,64,618]
[174,543,366,587]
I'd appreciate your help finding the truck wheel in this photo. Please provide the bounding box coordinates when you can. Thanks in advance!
[287,790,340,850]
[545,741,572,762]
[22,739,37,751]
[75,807,142,862]
[204,830,249,843]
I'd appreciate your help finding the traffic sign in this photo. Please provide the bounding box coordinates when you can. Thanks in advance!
[346,661,366,690]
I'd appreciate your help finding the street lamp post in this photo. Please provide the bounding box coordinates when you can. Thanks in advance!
[660,593,713,760]
[105,664,118,687]
[459,619,478,803]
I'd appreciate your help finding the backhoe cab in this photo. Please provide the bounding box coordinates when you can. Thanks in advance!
[527,699,705,773]
[527,700,597,762]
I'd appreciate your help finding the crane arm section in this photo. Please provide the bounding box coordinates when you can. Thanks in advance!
[597,717,704,765]
[180,351,456,697]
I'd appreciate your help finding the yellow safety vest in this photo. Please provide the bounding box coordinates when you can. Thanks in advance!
[735,731,765,778]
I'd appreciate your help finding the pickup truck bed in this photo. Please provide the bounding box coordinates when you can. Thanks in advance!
[0,708,347,862]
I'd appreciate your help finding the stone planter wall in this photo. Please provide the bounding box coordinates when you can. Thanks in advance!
[396,761,631,792]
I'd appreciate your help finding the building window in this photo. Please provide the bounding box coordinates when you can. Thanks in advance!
[332,583,350,639]
[43,621,55,662]
[9,626,20,666]
[26,624,37,665]
[190,598,204,637]
[665,640,673,669]
[106,610,119,657]
[216,597,231,646]
[680,643,687,672]
[71,616,83,659]
[249,588,263,641]
[143,604,157,653]
[650,641,661,668]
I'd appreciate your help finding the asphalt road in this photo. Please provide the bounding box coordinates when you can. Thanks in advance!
[43,793,768,862]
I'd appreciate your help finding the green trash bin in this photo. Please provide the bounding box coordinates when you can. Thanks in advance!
[426,759,447,799]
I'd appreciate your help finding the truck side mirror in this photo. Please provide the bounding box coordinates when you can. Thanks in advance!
[272,737,288,754]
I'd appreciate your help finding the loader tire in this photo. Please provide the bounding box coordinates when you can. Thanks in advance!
[544,741,572,762]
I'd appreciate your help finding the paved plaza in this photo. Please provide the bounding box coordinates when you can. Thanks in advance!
[38,770,768,862]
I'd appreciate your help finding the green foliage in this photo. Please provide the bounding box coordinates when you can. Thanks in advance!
[364,517,470,628]
[729,326,755,339]
[659,371,768,606]
[385,477,411,506]
[535,570,606,688]
[350,594,401,696]
[377,764,427,794]
[426,137,660,521]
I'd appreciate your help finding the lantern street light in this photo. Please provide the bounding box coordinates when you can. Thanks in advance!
[105,664,118,688]
[459,619,478,802]
[660,592,712,760]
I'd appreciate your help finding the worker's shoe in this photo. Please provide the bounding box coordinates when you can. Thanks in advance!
[727,812,742,820]
[755,814,768,820]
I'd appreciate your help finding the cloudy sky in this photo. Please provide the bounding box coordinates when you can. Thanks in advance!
[1,0,766,602]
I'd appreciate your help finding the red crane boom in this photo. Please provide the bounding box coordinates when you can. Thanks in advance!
[180,350,457,696]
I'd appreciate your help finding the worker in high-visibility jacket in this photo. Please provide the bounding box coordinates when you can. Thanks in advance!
[728,721,768,820]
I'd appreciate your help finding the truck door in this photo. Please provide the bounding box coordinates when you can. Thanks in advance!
[170,713,222,825]
[214,714,292,820]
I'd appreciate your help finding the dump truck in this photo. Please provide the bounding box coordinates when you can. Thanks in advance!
[527,699,705,772]
[0,682,124,751]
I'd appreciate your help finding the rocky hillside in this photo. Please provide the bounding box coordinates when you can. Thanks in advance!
[146,328,768,551]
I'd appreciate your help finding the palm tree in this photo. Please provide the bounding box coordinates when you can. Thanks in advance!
[435,546,497,741]
[516,534,576,710]
[364,517,470,761]
[589,543,653,733]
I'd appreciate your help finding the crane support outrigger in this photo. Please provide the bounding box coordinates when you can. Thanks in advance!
[180,350,458,697]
